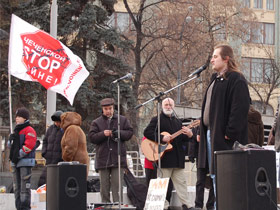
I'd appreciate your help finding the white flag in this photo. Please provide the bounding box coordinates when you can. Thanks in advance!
[8,14,89,105]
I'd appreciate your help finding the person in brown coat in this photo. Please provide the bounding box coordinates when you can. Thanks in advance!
[247,105,264,146]
[60,112,89,175]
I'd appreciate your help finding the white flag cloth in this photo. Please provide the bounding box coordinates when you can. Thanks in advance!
[8,14,89,105]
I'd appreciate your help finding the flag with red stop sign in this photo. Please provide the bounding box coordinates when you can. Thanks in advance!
[8,14,90,105]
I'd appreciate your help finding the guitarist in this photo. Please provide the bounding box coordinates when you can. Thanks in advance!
[144,97,194,210]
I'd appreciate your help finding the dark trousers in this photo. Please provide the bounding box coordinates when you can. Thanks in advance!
[145,168,173,203]
[38,167,47,187]
[99,168,123,203]
[195,167,215,209]
[12,166,32,210]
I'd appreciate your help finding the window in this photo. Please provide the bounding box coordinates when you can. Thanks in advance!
[243,22,251,43]
[264,23,274,44]
[213,23,226,41]
[252,101,274,115]
[116,13,130,32]
[264,59,273,82]
[251,58,263,82]
[251,23,263,44]
[108,12,133,32]
[254,0,263,8]
[242,58,274,83]
[266,0,274,10]
[242,58,251,79]
[244,22,275,45]
[243,0,250,7]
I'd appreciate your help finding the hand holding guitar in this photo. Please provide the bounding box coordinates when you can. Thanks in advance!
[181,126,193,138]
[162,134,172,142]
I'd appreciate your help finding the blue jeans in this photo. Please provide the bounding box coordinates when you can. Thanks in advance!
[12,166,32,210]
[207,130,216,210]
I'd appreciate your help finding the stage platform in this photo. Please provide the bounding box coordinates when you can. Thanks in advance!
[0,186,210,210]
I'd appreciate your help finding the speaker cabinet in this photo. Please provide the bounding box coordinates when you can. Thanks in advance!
[215,149,277,210]
[47,163,87,210]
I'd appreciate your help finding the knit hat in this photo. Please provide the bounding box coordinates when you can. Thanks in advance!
[51,110,63,122]
[100,98,115,106]
[15,107,29,120]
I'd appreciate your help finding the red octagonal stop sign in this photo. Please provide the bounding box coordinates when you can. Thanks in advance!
[20,31,71,89]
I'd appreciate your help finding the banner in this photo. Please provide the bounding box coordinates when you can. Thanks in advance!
[8,14,89,105]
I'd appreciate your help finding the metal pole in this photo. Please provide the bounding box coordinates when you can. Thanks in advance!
[176,31,183,105]
[176,8,192,105]
[8,68,13,133]
[176,18,187,104]
[46,0,57,128]
[117,83,122,209]
[157,100,161,172]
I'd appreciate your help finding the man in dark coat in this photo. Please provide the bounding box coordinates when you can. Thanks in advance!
[88,98,133,203]
[144,97,193,210]
[39,110,64,186]
[198,45,250,206]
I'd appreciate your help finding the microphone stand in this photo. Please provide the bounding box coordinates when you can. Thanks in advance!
[135,73,201,175]
[112,74,133,209]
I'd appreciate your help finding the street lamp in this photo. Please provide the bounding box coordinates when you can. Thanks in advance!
[176,6,193,105]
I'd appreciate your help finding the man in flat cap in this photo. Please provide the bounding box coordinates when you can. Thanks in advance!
[88,98,133,203]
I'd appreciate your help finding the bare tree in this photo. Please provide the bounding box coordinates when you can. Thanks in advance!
[119,0,256,138]
[122,0,174,136]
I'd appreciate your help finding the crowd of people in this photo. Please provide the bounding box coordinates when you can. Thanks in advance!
[8,44,269,210]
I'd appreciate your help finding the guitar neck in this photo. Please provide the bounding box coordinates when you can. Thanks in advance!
[169,122,197,141]
[170,129,184,141]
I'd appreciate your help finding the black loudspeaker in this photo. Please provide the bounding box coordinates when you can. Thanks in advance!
[47,163,87,210]
[215,149,277,210]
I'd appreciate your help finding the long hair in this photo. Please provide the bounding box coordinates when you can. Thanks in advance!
[214,44,241,73]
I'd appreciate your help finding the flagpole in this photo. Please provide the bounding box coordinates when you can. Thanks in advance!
[8,15,14,133]
[8,69,13,133]
[46,0,58,128]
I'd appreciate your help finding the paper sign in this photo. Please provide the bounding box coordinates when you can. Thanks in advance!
[144,178,169,210]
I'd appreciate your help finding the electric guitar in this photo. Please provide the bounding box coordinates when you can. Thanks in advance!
[141,120,200,161]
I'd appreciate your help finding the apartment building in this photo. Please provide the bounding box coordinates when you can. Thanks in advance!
[241,0,280,115]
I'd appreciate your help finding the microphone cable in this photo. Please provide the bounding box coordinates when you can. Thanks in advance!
[262,186,280,210]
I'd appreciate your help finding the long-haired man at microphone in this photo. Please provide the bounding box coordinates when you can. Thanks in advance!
[89,98,133,203]
[197,44,250,208]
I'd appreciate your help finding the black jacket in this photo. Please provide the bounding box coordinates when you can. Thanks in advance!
[199,71,250,173]
[88,113,133,170]
[188,126,200,161]
[42,124,63,165]
[144,112,191,168]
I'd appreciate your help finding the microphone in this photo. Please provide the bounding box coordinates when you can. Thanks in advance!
[112,73,133,83]
[188,63,208,78]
